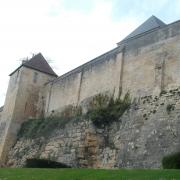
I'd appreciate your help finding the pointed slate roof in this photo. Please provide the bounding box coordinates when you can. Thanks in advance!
[121,16,166,42]
[10,53,57,77]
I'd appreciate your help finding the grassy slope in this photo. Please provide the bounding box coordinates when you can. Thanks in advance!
[0,169,180,180]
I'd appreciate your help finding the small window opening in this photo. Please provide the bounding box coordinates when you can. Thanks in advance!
[33,72,38,83]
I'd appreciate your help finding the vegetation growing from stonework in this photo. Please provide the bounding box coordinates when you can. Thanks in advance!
[166,104,175,114]
[18,105,82,139]
[18,92,131,139]
[87,92,131,128]
[162,152,180,169]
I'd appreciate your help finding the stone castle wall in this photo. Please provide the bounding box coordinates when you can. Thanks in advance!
[1,19,180,166]
[0,67,55,163]
[8,88,180,168]
[44,20,180,116]
[44,50,123,115]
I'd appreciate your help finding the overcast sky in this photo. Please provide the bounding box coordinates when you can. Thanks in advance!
[0,0,180,106]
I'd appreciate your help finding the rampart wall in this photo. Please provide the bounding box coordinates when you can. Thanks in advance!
[1,19,180,166]
[44,20,180,115]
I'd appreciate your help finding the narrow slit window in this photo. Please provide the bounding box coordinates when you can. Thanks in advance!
[33,72,38,83]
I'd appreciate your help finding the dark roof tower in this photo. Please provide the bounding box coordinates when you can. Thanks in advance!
[119,15,166,44]
[10,53,57,77]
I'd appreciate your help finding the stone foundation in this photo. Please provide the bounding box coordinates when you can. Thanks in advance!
[7,88,180,168]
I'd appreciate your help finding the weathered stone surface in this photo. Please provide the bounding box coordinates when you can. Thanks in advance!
[7,89,180,168]
[2,17,180,167]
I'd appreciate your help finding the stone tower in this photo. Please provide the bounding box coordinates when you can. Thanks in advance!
[0,53,57,165]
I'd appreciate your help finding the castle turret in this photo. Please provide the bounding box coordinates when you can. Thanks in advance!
[0,53,57,165]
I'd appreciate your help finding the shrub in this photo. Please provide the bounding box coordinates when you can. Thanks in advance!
[87,92,131,128]
[162,152,180,169]
[18,106,82,139]
[18,116,72,139]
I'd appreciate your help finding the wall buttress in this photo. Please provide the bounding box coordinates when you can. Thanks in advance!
[118,46,126,97]
[77,70,83,106]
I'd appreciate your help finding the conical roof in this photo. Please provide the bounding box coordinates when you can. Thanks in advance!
[10,53,57,77]
[121,16,166,42]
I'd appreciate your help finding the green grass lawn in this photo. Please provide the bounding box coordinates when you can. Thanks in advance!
[0,168,179,180]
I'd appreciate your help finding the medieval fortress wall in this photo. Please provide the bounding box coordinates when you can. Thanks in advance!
[0,67,55,163]
[0,17,180,166]
[44,20,180,116]
[44,49,123,115]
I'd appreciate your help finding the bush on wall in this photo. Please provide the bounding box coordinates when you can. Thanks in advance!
[18,105,82,139]
[162,152,180,169]
[87,92,131,128]
[18,92,131,138]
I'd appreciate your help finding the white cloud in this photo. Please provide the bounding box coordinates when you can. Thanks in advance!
[0,0,157,106]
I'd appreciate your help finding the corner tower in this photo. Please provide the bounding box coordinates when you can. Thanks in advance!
[0,53,57,165]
